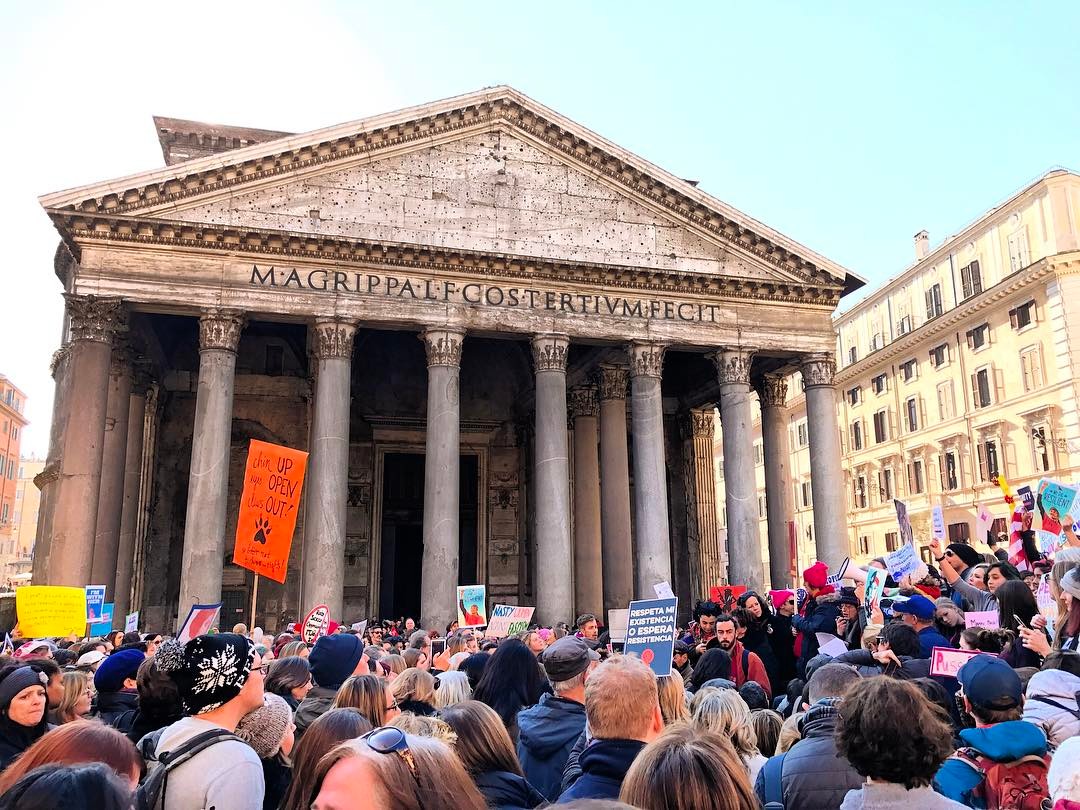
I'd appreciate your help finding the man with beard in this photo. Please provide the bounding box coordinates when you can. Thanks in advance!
[714,613,772,699]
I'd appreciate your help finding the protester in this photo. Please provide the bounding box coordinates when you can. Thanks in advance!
[92,648,145,734]
[557,654,663,803]
[1047,736,1080,808]
[767,589,798,690]
[892,593,953,658]
[235,692,295,810]
[517,636,595,800]
[434,670,472,708]
[402,647,429,670]
[265,655,313,710]
[961,627,1013,654]
[279,708,373,810]
[715,611,772,698]
[933,537,1022,610]
[0,721,141,793]
[620,724,759,810]
[836,677,964,809]
[151,633,266,810]
[0,665,50,770]
[0,763,133,810]
[459,651,490,691]
[657,672,689,725]
[751,708,783,757]
[332,673,399,727]
[736,591,781,688]
[1023,651,1080,751]
[777,711,803,753]
[687,648,734,692]
[390,668,437,716]
[682,600,720,661]
[754,662,864,809]
[575,614,600,645]
[74,650,106,673]
[690,686,767,781]
[835,588,866,651]
[834,622,931,678]
[1023,563,1080,657]
[52,671,93,724]
[295,634,367,738]
[26,658,63,713]
[934,598,966,646]
[792,562,841,677]
[738,681,770,711]
[996,579,1047,669]
[672,641,694,682]
[123,655,183,745]
[474,638,547,744]
[307,728,486,810]
[278,640,309,659]
[441,700,546,809]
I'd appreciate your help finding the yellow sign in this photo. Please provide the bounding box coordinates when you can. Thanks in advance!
[15,586,88,637]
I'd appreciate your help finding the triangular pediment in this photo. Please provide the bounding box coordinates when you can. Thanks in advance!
[40,86,862,293]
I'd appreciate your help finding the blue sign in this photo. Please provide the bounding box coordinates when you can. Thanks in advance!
[624,597,678,677]
[85,586,107,623]
[89,603,114,636]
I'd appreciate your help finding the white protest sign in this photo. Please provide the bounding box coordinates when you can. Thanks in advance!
[816,633,849,657]
[607,609,630,643]
[864,567,887,612]
[653,581,676,599]
[975,504,995,545]
[929,647,983,678]
[884,543,921,581]
[350,620,368,637]
[486,605,536,638]
[965,610,999,629]
[124,611,139,633]
[931,505,946,540]
[302,604,330,644]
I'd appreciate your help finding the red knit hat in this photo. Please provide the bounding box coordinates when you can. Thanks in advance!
[803,561,830,590]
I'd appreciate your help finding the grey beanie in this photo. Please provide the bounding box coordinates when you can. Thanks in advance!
[235,692,292,759]
[1061,568,1080,600]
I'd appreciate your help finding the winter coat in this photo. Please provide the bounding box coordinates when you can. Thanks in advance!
[753,699,864,810]
[293,685,336,739]
[124,707,182,745]
[832,648,931,679]
[741,618,781,691]
[728,640,773,699]
[473,769,547,809]
[556,739,645,803]
[840,782,967,810]
[95,689,140,734]
[917,626,955,659]
[516,693,587,801]
[933,721,1049,806]
[767,613,798,690]
[261,754,292,810]
[792,593,842,678]
[949,577,996,612]
[1023,668,1080,750]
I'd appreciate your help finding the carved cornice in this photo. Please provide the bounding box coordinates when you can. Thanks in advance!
[65,294,124,344]
[420,327,464,367]
[531,333,570,373]
[569,386,599,419]
[49,345,70,378]
[712,348,754,386]
[33,462,60,490]
[313,318,358,360]
[800,353,836,388]
[758,374,788,408]
[596,365,629,401]
[629,342,666,379]
[198,310,244,352]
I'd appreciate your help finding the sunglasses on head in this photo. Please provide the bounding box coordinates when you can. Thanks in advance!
[362,726,417,780]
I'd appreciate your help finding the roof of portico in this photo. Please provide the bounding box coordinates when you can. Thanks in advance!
[40,86,864,298]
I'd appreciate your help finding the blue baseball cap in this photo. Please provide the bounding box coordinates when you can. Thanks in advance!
[891,594,936,621]
[958,655,1022,710]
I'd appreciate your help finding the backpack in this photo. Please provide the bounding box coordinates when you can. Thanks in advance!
[134,728,239,810]
[761,752,786,810]
[949,747,1050,810]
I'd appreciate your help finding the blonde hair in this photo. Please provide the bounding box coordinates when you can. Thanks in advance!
[54,671,91,724]
[440,700,522,776]
[584,654,659,740]
[751,709,783,757]
[391,667,436,707]
[690,687,758,761]
[777,711,803,753]
[434,671,472,709]
[657,672,689,726]
[278,640,309,659]
[384,654,406,676]
[388,713,457,745]
[332,674,388,727]
[862,624,883,651]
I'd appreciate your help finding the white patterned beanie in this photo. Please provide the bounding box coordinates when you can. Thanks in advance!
[156,633,255,715]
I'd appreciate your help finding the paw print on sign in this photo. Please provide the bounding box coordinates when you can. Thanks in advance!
[254,516,271,545]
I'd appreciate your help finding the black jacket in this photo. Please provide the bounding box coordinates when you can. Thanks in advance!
[556,739,645,803]
[95,690,140,734]
[294,685,337,739]
[473,769,546,809]
[792,593,841,678]
[832,648,931,679]
[767,613,797,690]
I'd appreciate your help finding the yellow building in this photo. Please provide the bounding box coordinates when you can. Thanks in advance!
[6,458,44,586]
[718,169,1080,585]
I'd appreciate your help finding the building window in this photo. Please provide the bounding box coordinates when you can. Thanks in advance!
[801,481,812,508]
[1010,300,1037,331]
[978,440,1000,482]
[872,373,888,395]
[854,475,868,509]
[972,367,993,409]
[905,397,919,432]
[966,323,990,351]
[1020,345,1045,392]
[925,283,944,320]
[757,495,766,518]
[960,260,983,300]
[908,459,925,494]
[929,343,950,368]
[900,359,918,382]
[937,381,955,420]
[885,531,900,552]
[796,421,808,448]
[870,332,886,352]
[850,421,864,451]
[897,314,913,335]
[1032,426,1053,473]
[948,522,971,543]
[753,441,763,466]
[941,451,959,491]
[849,346,858,364]
[847,386,861,406]
[873,409,888,444]
[879,468,894,502]
[858,536,871,555]
[1008,229,1031,272]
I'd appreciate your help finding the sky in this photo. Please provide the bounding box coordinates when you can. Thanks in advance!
[2,2,1078,457]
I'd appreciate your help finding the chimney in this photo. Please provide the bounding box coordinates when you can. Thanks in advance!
[914,230,929,261]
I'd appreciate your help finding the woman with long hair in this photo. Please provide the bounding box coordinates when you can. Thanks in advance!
[52,671,93,724]
[657,673,689,726]
[751,709,783,758]
[391,668,438,717]
[0,721,141,793]
[440,700,545,809]
[277,640,309,659]
[689,686,766,782]
[687,648,732,693]
[0,764,133,810]
[1022,556,1080,657]
[333,674,399,728]
[402,647,429,670]
[471,638,546,743]
[265,655,313,710]
[736,591,781,695]
[996,579,1046,668]
[434,670,472,709]
[279,708,373,810]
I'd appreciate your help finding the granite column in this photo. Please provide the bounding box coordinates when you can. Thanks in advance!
[802,353,848,569]
[114,365,150,625]
[570,385,602,618]
[597,365,634,614]
[91,345,132,594]
[759,375,794,588]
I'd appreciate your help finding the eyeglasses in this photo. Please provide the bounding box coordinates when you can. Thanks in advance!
[251,664,270,675]
[362,726,417,779]
[385,696,399,712]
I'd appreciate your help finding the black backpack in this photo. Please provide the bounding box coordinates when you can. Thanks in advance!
[135,728,239,810]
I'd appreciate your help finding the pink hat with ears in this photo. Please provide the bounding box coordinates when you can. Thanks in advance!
[769,590,794,611]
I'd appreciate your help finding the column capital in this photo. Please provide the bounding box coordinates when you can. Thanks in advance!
[596,365,629,401]
[712,347,755,385]
[49,345,70,378]
[313,318,358,360]
[629,342,666,379]
[420,326,465,367]
[198,310,245,353]
[680,408,716,440]
[758,374,789,408]
[800,353,837,388]
[569,385,599,419]
[531,333,570,373]
[65,294,124,345]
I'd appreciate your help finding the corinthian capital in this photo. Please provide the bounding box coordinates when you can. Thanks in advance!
[712,348,754,386]
[569,385,599,419]
[800,353,837,388]
[65,294,124,345]
[420,327,464,367]
[313,318,358,360]
[759,374,788,408]
[629,342,666,379]
[531,333,569,373]
[685,408,716,439]
[596,365,629,401]
[198,310,245,353]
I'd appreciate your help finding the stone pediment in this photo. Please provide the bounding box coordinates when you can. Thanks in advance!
[41,86,861,297]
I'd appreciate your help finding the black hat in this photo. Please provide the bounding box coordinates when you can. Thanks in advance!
[156,633,254,715]
[946,543,981,569]
[838,589,861,608]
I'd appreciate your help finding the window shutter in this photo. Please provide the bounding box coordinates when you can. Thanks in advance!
[971,373,979,409]
[961,265,972,299]
[994,368,1006,404]
[972,261,982,294]
[1033,346,1044,387]
[966,329,975,350]
[888,408,897,439]
[1009,308,1018,329]
[919,396,927,428]
[938,454,946,490]
[1004,441,1019,478]
[977,443,987,481]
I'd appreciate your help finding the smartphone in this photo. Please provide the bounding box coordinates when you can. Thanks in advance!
[430,637,446,657]
[1013,614,1030,631]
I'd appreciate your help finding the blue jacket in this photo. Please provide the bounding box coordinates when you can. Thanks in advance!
[473,769,546,810]
[917,626,954,659]
[516,694,586,801]
[933,721,1048,807]
[556,739,645,803]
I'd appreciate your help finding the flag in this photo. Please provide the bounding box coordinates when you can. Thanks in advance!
[975,504,995,545]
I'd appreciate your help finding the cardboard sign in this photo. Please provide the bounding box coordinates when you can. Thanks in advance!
[232,440,309,584]
[624,597,678,676]
[885,543,921,582]
[89,603,115,636]
[965,610,1000,629]
[1037,478,1078,535]
[864,567,887,612]
[487,604,536,638]
[125,611,139,633]
[302,604,331,644]
[931,506,946,540]
[709,585,747,612]
[1036,573,1055,614]
[654,581,676,599]
[457,585,487,628]
[177,602,222,645]
[16,585,88,638]
[975,504,995,545]
[608,609,630,643]
[85,586,107,623]
[929,646,984,678]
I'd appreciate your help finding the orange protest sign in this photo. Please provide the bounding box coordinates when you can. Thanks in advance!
[232,440,308,583]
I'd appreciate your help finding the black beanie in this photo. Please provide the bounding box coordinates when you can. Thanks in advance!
[946,543,981,569]
[308,634,364,690]
[156,633,254,715]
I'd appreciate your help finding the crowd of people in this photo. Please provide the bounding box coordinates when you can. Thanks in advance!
[0,535,1078,809]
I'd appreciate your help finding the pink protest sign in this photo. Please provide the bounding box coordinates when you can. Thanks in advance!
[929,647,983,678]
[965,611,999,630]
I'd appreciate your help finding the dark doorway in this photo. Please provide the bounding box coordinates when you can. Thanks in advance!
[459,455,479,585]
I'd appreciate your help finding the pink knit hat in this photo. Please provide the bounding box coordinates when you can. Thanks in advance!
[769,590,794,611]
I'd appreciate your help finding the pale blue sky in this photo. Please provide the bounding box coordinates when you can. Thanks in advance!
[2,2,1078,454]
